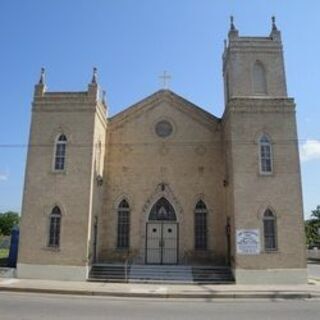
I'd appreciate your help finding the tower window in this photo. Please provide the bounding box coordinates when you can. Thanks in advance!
[54,134,67,171]
[253,61,267,95]
[48,206,61,248]
[194,200,208,250]
[259,134,273,174]
[117,199,130,249]
[263,209,277,251]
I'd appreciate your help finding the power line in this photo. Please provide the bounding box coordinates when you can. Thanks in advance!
[0,138,318,148]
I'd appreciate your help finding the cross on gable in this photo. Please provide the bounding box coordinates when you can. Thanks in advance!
[159,71,171,89]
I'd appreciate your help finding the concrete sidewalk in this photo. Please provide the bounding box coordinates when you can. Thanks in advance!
[1,278,320,299]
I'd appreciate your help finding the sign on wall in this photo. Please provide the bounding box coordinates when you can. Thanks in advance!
[236,229,261,255]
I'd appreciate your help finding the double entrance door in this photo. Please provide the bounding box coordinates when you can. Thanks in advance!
[146,222,178,264]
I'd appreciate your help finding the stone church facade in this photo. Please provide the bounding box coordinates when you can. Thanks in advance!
[17,19,307,284]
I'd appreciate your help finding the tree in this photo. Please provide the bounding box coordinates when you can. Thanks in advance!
[305,205,320,248]
[311,205,320,220]
[0,212,20,236]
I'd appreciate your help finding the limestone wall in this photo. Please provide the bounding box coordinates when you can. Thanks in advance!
[98,91,228,264]
[18,89,103,268]
[225,97,306,270]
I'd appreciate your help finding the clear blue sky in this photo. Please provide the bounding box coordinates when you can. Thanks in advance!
[0,0,319,218]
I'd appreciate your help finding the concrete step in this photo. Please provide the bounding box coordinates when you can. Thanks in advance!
[89,264,234,284]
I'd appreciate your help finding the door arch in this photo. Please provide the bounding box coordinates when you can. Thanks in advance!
[149,197,176,221]
[146,197,178,264]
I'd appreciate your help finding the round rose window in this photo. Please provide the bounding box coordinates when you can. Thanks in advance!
[155,120,173,138]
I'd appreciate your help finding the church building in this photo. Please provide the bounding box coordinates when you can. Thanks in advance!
[17,18,307,284]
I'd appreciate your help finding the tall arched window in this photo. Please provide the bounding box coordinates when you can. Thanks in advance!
[117,199,130,249]
[253,61,267,95]
[48,206,62,248]
[259,134,273,174]
[263,209,277,251]
[54,134,67,171]
[194,200,208,250]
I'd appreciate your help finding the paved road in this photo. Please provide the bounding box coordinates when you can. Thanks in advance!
[0,292,320,320]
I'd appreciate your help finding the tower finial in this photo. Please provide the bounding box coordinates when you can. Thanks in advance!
[39,67,45,85]
[230,16,236,31]
[91,67,98,84]
[272,16,278,31]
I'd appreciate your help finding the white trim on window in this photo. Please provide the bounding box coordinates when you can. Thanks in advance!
[263,209,278,252]
[117,199,130,249]
[259,134,273,175]
[194,200,208,250]
[53,134,67,172]
[48,206,62,248]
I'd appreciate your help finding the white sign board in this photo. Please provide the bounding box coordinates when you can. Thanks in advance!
[236,229,261,255]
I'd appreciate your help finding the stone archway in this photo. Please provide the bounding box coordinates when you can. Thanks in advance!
[145,197,178,264]
[138,183,183,264]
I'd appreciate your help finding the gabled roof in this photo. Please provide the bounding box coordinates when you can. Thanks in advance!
[109,89,220,129]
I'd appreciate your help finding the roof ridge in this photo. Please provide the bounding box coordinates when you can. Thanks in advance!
[109,89,218,123]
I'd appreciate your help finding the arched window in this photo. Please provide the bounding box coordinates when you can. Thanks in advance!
[263,209,277,251]
[149,197,176,221]
[117,199,130,249]
[54,134,67,171]
[253,61,267,95]
[259,134,273,174]
[194,200,208,250]
[48,206,62,248]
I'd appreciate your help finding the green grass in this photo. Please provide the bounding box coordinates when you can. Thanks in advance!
[0,248,9,267]
[0,248,9,259]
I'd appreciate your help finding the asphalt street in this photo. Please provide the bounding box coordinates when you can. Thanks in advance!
[0,292,320,320]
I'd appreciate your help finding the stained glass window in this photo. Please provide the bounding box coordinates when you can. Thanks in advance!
[263,209,277,251]
[117,200,130,249]
[149,197,176,221]
[195,200,207,250]
[260,135,273,174]
[54,134,67,171]
[48,206,61,248]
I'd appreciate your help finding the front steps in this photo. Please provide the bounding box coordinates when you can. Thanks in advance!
[89,264,234,284]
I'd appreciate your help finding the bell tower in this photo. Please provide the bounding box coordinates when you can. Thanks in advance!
[223,17,287,104]
[222,17,307,284]
[17,68,107,280]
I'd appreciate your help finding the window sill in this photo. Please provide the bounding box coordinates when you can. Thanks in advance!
[262,249,279,254]
[43,246,61,252]
[50,170,67,175]
[259,172,274,177]
[115,248,130,252]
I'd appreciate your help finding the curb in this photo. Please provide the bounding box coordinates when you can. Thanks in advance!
[0,286,318,300]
